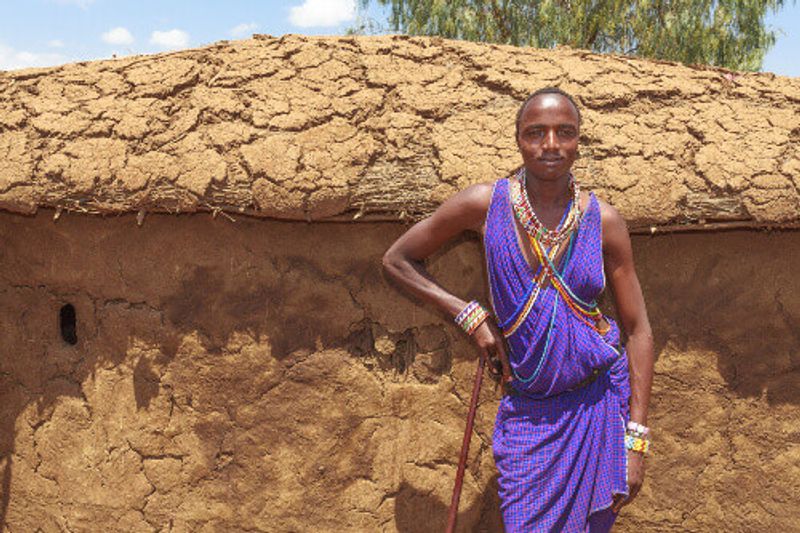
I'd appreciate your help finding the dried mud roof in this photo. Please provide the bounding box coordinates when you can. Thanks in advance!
[1,34,798,229]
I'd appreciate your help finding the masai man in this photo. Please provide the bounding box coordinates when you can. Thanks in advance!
[383,87,654,532]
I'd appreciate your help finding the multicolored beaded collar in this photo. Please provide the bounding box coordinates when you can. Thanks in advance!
[509,167,581,248]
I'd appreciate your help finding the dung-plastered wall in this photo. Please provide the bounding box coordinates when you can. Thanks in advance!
[1,35,799,532]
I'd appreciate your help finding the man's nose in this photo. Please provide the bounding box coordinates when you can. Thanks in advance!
[543,129,558,149]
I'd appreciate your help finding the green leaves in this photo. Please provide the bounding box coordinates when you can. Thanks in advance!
[357,0,788,71]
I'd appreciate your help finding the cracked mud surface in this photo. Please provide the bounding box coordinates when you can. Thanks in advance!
[1,211,799,532]
[0,35,798,227]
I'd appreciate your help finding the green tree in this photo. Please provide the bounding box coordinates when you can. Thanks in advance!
[356,0,789,71]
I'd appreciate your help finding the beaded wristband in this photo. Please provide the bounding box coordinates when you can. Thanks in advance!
[626,421,650,437]
[460,304,489,335]
[455,300,490,336]
[624,434,651,455]
[454,301,480,328]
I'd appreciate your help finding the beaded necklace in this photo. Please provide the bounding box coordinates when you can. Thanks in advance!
[510,168,581,248]
[528,232,608,334]
[509,168,610,336]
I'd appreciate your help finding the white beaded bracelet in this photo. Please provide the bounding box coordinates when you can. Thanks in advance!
[626,420,649,436]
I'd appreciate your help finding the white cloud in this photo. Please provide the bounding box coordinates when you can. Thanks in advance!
[102,27,134,46]
[230,22,258,38]
[150,29,190,49]
[0,43,66,71]
[288,0,356,28]
[48,39,65,48]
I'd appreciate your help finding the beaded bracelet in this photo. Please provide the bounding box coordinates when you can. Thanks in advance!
[626,421,650,438]
[455,300,490,336]
[624,434,651,455]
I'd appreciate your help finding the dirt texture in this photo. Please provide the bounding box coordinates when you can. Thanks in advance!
[0,35,799,228]
[1,211,799,532]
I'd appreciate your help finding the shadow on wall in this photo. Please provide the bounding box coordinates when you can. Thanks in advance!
[394,476,502,533]
[630,231,800,405]
[0,211,488,530]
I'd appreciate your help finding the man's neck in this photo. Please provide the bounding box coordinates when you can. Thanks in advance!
[525,171,571,208]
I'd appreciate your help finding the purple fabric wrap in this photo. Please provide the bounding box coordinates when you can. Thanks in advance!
[484,178,630,532]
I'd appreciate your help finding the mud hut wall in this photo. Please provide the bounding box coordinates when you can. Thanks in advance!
[1,211,799,532]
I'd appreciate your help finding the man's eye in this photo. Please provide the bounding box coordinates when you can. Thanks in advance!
[559,128,576,137]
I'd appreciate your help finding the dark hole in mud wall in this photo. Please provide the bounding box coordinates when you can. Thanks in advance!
[0,210,798,532]
[59,303,77,345]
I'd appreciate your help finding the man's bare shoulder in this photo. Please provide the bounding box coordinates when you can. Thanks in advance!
[433,181,497,234]
[592,194,630,249]
[593,194,625,226]
[460,181,496,210]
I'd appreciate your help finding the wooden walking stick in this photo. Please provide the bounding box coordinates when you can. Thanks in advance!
[445,352,487,533]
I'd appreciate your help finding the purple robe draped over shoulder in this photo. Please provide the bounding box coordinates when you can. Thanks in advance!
[484,178,630,532]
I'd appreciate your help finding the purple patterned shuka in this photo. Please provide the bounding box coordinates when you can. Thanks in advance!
[484,178,630,532]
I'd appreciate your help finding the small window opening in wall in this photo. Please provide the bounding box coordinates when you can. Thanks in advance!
[60,304,77,345]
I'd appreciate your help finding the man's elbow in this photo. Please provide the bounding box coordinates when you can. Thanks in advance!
[381,249,400,280]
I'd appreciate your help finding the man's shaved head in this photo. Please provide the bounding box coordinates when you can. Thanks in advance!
[515,87,582,138]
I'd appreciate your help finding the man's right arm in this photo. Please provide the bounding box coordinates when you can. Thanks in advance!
[381,183,493,318]
[382,182,512,382]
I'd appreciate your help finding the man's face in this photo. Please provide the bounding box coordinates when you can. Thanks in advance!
[516,94,580,181]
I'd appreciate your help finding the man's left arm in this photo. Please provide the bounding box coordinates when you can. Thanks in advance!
[599,200,654,511]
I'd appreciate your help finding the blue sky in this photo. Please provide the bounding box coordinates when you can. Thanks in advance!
[0,0,798,76]
[763,2,800,77]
